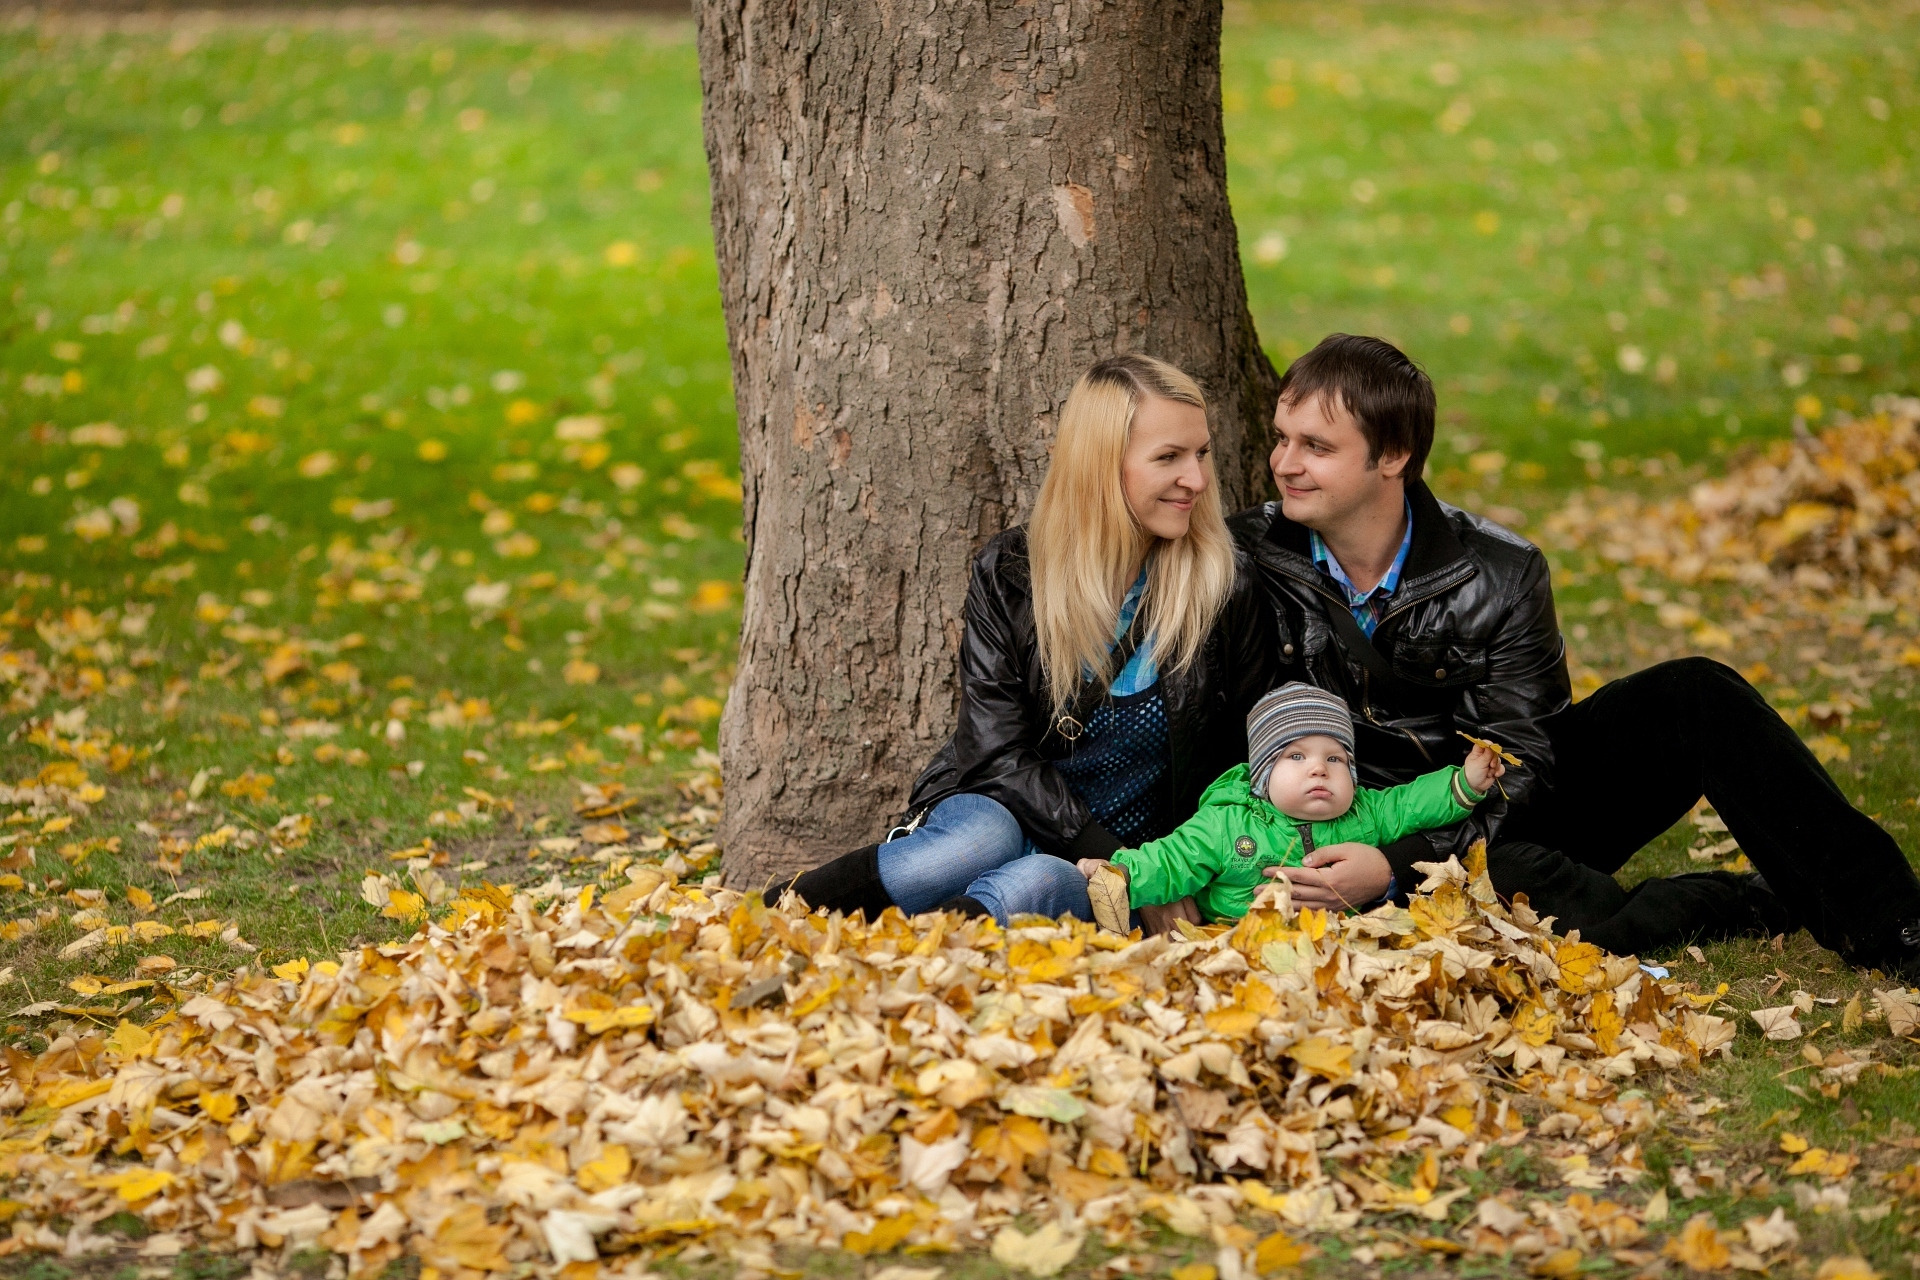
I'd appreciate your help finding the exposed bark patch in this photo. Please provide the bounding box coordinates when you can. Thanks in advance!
[1052,182,1096,247]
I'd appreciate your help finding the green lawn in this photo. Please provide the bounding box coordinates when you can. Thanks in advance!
[3,2,1919,1276]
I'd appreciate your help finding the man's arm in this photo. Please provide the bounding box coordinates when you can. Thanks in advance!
[1384,546,1569,885]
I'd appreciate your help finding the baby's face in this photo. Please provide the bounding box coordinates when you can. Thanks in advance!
[1262,734,1355,821]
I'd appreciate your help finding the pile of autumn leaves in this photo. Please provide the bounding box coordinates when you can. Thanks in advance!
[0,851,1745,1275]
[1547,396,1920,603]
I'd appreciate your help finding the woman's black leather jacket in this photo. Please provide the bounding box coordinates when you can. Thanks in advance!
[1228,480,1571,887]
[904,526,1278,862]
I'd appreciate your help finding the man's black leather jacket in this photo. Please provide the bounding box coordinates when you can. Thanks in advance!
[1228,480,1571,891]
[905,526,1278,862]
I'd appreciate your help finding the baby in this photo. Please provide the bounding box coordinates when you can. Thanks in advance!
[1078,682,1506,929]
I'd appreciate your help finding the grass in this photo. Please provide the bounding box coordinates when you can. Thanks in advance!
[1224,0,1920,481]
[3,1,1919,1276]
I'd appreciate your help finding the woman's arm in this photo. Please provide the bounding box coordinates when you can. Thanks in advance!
[934,539,1119,860]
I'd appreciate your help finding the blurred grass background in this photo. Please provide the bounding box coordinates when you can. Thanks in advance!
[1,0,1916,979]
[3,2,1920,1273]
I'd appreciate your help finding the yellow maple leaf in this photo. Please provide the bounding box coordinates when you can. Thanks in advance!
[422,1202,511,1272]
[1589,991,1624,1055]
[1410,881,1471,937]
[845,1213,918,1255]
[1786,1148,1857,1179]
[1665,1213,1731,1271]
[990,1221,1084,1276]
[973,1115,1051,1168]
[219,769,275,801]
[104,1021,153,1059]
[381,890,426,921]
[1464,838,1490,880]
[1286,1035,1353,1082]
[1253,1229,1310,1272]
[1814,1257,1881,1280]
[1456,730,1523,766]
[43,1077,113,1109]
[83,1167,175,1203]
[1555,940,1607,993]
[271,958,310,982]
[1530,1248,1585,1279]
[563,1004,654,1035]
[1779,1132,1810,1154]
[575,1143,632,1192]
[1204,1005,1263,1038]
[1514,1000,1556,1047]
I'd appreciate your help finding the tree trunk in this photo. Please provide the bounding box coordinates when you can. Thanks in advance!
[697,0,1279,887]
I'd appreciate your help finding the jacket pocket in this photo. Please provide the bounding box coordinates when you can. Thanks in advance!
[1390,639,1490,688]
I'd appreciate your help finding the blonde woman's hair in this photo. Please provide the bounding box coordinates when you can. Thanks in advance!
[1028,354,1237,722]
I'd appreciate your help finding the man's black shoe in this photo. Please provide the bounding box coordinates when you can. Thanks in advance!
[1877,919,1920,985]
[1731,871,1795,937]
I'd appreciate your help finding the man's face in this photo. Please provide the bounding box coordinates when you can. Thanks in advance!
[1269,392,1408,528]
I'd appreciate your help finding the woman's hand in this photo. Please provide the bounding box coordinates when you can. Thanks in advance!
[1076,858,1125,882]
[1268,842,1391,911]
[1137,897,1203,935]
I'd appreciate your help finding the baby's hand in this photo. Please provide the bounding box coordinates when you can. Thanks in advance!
[1077,858,1124,882]
[1463,743,1505,794]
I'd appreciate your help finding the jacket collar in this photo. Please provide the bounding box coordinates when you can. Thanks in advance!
[1258,479,1476,609]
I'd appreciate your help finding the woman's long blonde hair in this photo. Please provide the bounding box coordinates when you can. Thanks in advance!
[1028,355,1237,722]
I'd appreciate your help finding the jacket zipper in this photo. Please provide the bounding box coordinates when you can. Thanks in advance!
[1295,823,1316,857]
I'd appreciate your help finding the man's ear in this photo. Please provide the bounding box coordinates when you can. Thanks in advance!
[1375,447,1411,481]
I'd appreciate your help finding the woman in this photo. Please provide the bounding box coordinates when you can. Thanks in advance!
[784,354,1278,926]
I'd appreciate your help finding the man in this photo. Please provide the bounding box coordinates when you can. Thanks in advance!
[1228,333,1920,977]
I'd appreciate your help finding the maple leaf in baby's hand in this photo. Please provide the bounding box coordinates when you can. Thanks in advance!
[1456,731,1523,767]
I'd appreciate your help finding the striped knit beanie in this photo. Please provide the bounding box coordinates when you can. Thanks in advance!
[1247,682,1357,799]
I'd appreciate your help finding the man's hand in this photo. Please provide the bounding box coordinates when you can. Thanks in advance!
[1138,897,1202,935]
[1268,842,1391,911]
[1076,858,1125,882]
[1463,744,1506,795]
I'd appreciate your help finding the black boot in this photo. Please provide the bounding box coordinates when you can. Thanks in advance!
[934,894,991,919]
[1732,871,1796,938]
[781,844,893,919]
[1869,919,1920,984]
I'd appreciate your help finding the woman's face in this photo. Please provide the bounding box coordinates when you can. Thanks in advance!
[1121,396,1212,541]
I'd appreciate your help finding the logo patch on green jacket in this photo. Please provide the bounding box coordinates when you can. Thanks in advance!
[1233,835,1258,859]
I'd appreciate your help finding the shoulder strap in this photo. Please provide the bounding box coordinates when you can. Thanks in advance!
[1321,596,1399,687]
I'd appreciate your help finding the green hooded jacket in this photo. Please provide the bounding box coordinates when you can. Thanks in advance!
[1111,763,1481,922]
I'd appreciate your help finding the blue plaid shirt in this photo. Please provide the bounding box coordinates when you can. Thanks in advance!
[1309,499,1414,638]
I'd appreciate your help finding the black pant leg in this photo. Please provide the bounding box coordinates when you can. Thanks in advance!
[1582,871,1797,957]
[1482,841,1631,936]
[1528,657,1920,963]
[1519,661,1743,873]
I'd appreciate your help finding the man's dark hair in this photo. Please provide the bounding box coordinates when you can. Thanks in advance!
[1276,334,1436,481]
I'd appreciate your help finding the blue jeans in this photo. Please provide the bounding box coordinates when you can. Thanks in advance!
[876,793,1092,927]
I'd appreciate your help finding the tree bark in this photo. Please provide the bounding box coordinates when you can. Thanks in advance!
[697,0,1279,886]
